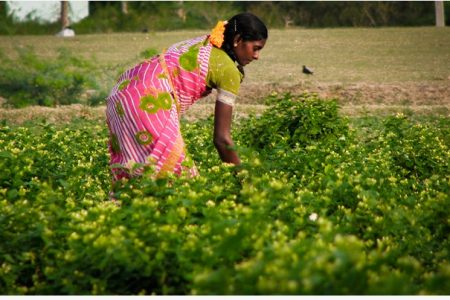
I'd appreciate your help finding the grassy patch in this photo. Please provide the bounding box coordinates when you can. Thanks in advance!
[0,28,449,116]
[1,28,448,84]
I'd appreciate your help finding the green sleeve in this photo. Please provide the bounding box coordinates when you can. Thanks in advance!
[206,47,242,96]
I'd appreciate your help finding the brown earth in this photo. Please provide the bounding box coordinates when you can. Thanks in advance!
[1,81,449,125]
[239,81,450,106]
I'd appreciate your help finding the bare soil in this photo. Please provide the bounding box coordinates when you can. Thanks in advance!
[1,81,448,125]
[192,80,450,118]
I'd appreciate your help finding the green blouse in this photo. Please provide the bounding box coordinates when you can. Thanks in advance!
[206,47,243,106]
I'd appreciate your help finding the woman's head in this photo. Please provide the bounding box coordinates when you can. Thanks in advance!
[222,13,268,67]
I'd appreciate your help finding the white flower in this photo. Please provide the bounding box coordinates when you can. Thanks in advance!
[309,213,318,221]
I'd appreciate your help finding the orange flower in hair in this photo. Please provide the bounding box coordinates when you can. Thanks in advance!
[209,20,228,48]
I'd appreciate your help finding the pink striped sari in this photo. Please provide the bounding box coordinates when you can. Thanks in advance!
[106,35,213,181]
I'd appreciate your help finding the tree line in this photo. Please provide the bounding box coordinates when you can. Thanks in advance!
[0,1,448,35]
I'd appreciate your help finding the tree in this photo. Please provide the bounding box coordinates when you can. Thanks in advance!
[177,1,186,23]
[0,2,6,18]
[89,1,120,15]
[121,1,128,15]
[60,1,69,28]
[435,1,445,27]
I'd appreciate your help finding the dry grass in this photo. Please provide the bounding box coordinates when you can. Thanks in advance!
[2,101,447,126]
[1,27,449,123]
[2,28,448,83]
[0,104,106,125]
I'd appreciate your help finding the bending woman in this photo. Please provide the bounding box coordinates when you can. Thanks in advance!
[106,12,268,181]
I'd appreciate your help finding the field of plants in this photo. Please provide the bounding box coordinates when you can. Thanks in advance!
[0,27,449,295]
[1,93,449,295]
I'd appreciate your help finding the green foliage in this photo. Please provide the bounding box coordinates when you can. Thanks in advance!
[0,47,102,108]
[240,92,349,150]
[0,7,60,35]
[74,4,139,34]
[380,114,449,179]
[140,48,158,60]
[1,2,448,36]
[0,93,449,295]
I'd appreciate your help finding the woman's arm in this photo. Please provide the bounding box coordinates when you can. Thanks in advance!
[213,101,241,165]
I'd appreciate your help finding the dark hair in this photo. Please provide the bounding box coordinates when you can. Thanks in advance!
[221,13,268,75]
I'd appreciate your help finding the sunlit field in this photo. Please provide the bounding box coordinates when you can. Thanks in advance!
[1,27,449,120]
[0,28,449,295]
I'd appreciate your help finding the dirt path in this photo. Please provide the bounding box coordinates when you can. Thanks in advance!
[1,82,449,125]
[193,81,450,117]
[239,81,450,105]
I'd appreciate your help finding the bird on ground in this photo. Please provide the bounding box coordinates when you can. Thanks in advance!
[302,65,314,75]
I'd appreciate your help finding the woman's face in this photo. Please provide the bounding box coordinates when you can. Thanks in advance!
[233,38,267,66]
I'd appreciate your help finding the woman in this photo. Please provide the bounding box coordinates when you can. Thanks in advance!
[106,12,268,182]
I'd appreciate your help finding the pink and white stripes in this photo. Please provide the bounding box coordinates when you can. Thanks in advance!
[106,35,213,181]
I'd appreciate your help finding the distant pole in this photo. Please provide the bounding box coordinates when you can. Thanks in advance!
[435,1,445,27]
[177,1,186,23]
[121,1,128,15]
[61,1,69,29]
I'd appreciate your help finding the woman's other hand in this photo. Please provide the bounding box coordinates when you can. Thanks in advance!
[213,101,241,165]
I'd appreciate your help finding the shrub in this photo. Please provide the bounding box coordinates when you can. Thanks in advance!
[140,48,159,60]
[239,92,349,150]
[380,113,449,179]
[0,47,102,108]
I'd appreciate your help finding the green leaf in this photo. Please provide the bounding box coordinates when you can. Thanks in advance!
[0,151,14,159]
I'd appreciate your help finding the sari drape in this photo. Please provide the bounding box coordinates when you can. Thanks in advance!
[106,35,213,181]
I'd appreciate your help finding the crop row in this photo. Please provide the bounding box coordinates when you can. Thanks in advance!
[0,93,449,294]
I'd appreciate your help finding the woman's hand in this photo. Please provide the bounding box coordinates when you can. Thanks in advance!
[213,101,241,165]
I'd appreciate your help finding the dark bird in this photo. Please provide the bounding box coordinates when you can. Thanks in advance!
[302,65,314,75]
